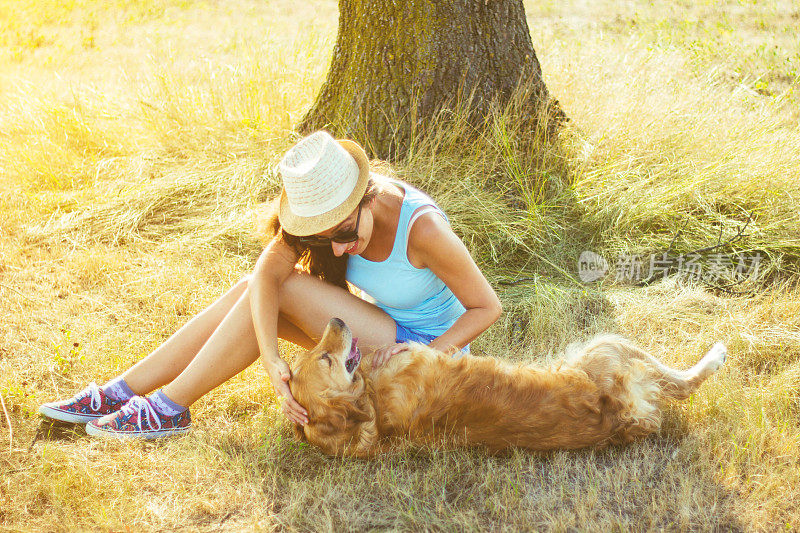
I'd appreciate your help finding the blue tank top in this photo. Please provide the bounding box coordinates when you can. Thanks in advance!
[345,178,466,337]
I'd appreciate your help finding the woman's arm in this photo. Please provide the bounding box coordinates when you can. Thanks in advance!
[408,213,502,355]
[249,235,309,424]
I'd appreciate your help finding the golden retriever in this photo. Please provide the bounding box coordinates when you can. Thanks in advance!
[289,318,726,458]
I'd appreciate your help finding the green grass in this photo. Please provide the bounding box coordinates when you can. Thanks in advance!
[1,0,800,530]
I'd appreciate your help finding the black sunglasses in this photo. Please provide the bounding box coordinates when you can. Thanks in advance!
[297,204,362,247]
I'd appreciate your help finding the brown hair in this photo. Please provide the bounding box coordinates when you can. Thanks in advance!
[254,178,382,289]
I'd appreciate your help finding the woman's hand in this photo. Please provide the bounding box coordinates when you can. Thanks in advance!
[373,343,409,368]
[265,357,309,426]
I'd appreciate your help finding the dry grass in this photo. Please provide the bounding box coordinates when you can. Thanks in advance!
[1,0,799,530]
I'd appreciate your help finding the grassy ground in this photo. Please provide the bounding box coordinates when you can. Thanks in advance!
[1,0,799,530]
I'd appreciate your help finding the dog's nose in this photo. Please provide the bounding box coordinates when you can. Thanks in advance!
[329,317,346,329]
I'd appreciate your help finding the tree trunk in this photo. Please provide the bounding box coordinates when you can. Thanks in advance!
[299,0,564,160]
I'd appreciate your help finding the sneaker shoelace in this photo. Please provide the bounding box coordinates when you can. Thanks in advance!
[76,382,103,411]
[119,396,163,431]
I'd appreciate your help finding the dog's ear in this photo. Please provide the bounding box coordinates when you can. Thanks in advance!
[350,404,379,458]
[305,392,379,458]
[325,393,373,424]
[293,423,307,443]
[325,392,379,458]
[303,408,353,456]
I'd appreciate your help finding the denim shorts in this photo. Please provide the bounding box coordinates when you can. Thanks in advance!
[395,323,470,354]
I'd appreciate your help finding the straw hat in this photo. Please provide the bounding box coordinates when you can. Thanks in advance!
[277,131,370,236]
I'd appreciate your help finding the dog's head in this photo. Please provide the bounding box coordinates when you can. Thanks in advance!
[289,317,378,457]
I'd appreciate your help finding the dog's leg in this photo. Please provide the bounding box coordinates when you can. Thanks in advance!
[574,335,726,401]
[676,342,727,392]
[620,340,727,401]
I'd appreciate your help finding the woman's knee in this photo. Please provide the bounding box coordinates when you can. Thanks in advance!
[220,274,251,303]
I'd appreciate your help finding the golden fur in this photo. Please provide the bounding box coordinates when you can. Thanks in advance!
[289,318,726,458]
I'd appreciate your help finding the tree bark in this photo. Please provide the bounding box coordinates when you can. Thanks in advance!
[300,0,564,160]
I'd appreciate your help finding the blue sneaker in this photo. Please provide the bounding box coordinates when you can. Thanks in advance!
[39,383,124,423]
[85,396,191,439]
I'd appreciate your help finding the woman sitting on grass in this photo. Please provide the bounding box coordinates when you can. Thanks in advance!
[39,131,502,438]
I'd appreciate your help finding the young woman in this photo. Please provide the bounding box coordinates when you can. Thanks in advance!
[39,131,502,438]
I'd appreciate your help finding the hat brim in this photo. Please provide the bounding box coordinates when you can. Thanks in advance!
[278,139,371,237]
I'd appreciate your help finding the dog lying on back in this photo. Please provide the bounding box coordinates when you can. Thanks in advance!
[289,318,726,458]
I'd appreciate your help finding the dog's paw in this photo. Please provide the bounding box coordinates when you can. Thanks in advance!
[701,342,727,373]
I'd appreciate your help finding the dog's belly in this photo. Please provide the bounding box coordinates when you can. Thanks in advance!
[369,353,623,452]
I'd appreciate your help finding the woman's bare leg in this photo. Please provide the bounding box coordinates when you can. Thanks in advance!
[119,276,254,395]
[119,276,317,395]
[276,271,399,351]
[161,271,397,407]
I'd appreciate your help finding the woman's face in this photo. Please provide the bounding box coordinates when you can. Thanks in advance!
[316,203,374,257]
